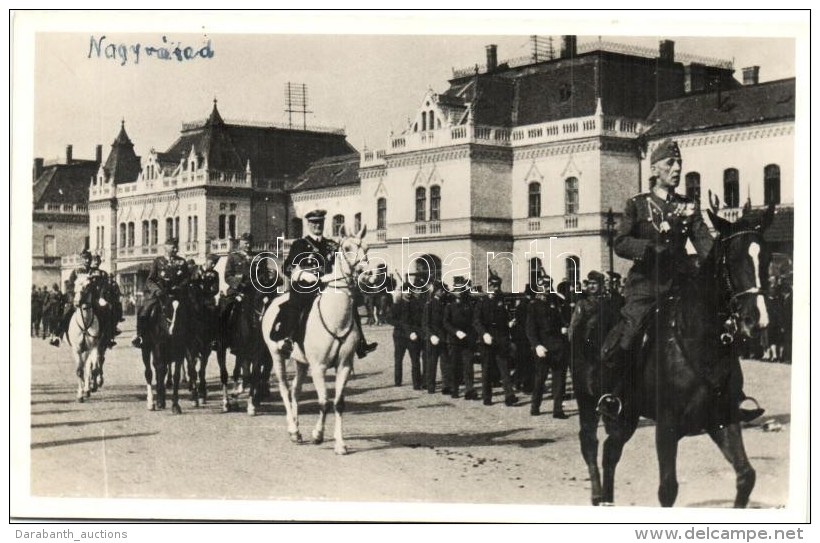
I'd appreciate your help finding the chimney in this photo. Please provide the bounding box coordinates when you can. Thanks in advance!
[659,40,675,63]
[65,144,73,164]
[33,158,44,182]
[685,63,706,93]
[96,144,103,164]
[485,44,498,72]
[560,35,577,59]
[742,66,760,86]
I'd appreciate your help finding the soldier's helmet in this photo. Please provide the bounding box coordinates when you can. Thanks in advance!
[650,138,681,164]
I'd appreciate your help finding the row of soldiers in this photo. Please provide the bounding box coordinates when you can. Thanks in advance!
[31,283,66,339]
[389,269,624,417]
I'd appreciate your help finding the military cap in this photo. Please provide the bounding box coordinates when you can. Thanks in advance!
[165,236,179,246]
[80,248,92,259]
[451,275,470,288]
[305,209,327,223]
[606,271,622,281]
[239,232,253,243]
[650,138,681,164]
[536,273,553,287]
[488,274,502,286]
[587,270,605,284]
[52,283,60,290]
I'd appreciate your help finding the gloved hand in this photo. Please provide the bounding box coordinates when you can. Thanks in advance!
[409,332,418,341]
[430,335,440,345]
[561,327,568,335]
[483,333,493,345]
[535,345,548,358]
[98,298,108,307]
[456,330,466,340]
[508,319,516,328]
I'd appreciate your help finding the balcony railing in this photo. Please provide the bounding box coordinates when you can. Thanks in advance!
[512,213,607,236]
[184,241,199,253]
[564,215,579,229]
[376,229,387,242]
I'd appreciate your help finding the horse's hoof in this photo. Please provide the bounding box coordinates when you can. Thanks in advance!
[334,444,348,455]
[221,403,230,413]
[312,432,324,445]
[289,431,302,443]
[86,390,91,399]
[247,404,256,416]
[191,398,200,408]
[148,402,155,411]
[77,396,85,403]
[172,404,182,415]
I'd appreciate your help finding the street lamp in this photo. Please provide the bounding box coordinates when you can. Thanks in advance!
[605,208,615,275]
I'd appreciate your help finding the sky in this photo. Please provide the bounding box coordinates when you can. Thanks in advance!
[25,12,802,164]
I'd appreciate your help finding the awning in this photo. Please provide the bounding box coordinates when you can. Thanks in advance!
[116,261,152,275]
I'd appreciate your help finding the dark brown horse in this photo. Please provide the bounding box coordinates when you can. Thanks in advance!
[571,199,774,507]
[141,291,190,414]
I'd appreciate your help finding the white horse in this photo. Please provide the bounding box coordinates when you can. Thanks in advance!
[261,225,370,455]
[66,277,102,402]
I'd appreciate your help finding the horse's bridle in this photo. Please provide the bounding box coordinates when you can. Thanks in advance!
[316,235,369,342]
[717,229,767,344]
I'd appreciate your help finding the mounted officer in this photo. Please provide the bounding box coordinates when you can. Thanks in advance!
[131,237,189,349]
[89,253,120,349]
[598,138,764,422]
[270,209,376,359]
[200,254,222,350]
[472,269,518,407]
[49,248,96,347]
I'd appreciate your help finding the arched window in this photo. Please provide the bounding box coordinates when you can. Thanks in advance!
[415,187,426,222]
[421,113,427,132]
[724,168,740,208]
[354,212,362,233]
[764,164,781,205]
[141,220,149,246]
[565,177,579,215]
[685,172,701,204]
[127,222,135,248]
[119,223,127,248]
[429,185,441,221]
[218,214,226,239]
[166,217,174,240]
[429,110,435,130]
[376,198,387,230]
[228,215,237,239]
[174,217,180,239]
[528,182,541,218]
[332,214,345,237]
[150,220,158,246]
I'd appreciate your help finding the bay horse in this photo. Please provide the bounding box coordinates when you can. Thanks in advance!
[571,198,775,507]
[261,224,370,454]
[66,277,102,402]
[140,290,190,414]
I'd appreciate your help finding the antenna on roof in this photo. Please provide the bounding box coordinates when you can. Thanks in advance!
[284,82,312,130]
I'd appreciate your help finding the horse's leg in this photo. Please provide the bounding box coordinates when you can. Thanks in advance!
[74,350,86,403]
[601,416,639,505]
[332,361,353,455]
[310,364,330,445]
[171,356,182,415]
[247,356,259,416]
[655,423,681,507]
[142,347,155,410]
[271,348,299,441]
[155,347,167,410]
[187,349,199,407]
[85,347,99,398]
[216,345,230,412]
[96,351,105,389]
[576,393,603,505]
[291,361,308,440]
[198,345,209,404]
[707,424,756,508]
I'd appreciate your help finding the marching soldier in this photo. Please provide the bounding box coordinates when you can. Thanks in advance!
[31,285,43,338]
[443,276,476,400]
[526,274,569,418]
[606,271,625,313]
[49,249,95,347]
[472,270,518,407]
[599,138,763,422]
[569,270,616,397]
[131,237,189,349]
[200,254,222,350]
[42,284,63,339]
[511,285,535,394]
[423,280,449,394]
[271,210,376,358]
[389,278,412,387]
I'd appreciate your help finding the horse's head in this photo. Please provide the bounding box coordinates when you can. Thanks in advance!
[336,225,370,280]
[73,275,95,309]
[708,193,775,339]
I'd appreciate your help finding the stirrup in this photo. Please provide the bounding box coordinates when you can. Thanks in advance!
[131,336,143,349]
[356,341,378,359]
[596,394,623,421]
[739,396,765,423]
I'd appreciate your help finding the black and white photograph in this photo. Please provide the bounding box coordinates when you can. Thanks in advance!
[10,10,810,527]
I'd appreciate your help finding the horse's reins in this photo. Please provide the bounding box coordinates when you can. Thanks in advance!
[716,229,767,344]
[315,238,366,344]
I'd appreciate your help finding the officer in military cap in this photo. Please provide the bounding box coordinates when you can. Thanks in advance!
[272,210,377,358]
[472,269,518,406]
[605,270,625,313]
[89,253,120,348]
[422,279,450,394]
[200,254,222,350]
[131,236,188,348]
[50,248,95,346]
[598,138,763,422]
[443,276,476,399]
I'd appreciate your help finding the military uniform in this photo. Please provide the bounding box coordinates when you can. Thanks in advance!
[132,240,188,347]
[526,285,569,417]
[472,278,517,406]
[606,185,713,355]
[89,258,117,347]
[510,292,533,393]
[422,283,449,394]
[443,281,476,399]
[50,253,96,344]
[31,287,43,337]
